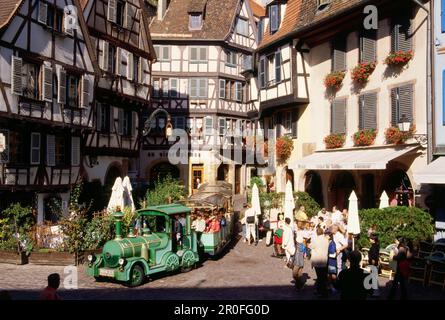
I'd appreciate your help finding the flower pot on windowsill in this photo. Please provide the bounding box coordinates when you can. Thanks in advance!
[384,51,414,68]
[384,126,415,145]
[324,71,346,91]
[276,135,294,162]
[351,62,376,84]
[324,133,346,149]
[353,129,377,147]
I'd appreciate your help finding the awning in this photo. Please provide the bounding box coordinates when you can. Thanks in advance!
[289,146,419,171]
[414,157,445,184]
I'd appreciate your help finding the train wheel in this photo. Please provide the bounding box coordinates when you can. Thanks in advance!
[128,265,144,287]
[164,253,180,272]
[181,250,196,273]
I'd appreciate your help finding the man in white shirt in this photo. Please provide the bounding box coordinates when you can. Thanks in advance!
[244,206,257,245]
[282,218,296,263]
[331,206,343,224]
[332,224,348,275]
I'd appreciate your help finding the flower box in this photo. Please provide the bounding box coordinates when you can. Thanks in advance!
[353,129,377,147]
[385,126,415,145]
[324,71,346,90]
[0,250,29,265]
[276,135,294,162]
[324,133,346,149]
[351,62,376,84]
[384,51,414,67]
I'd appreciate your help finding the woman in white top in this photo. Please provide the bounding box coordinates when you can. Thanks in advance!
[282,218,296,264]
[310,227,330,297]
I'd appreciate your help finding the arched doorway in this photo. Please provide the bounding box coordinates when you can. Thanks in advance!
[217,164,229,182]
[381,169,413,206]
[286,168,294,188]
[330,171,356,210]
[150,162,180,183]
[305,171,323,207]
[104,165,122,205]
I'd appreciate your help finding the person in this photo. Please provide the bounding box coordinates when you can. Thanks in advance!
[342,209,349,221]
[388,238,412,300]
[196,178,202,189]
[282,218,296,264]
[40,273,62,300]
[317,207,327,218]
[337,251,370,300]
[295,206,308,227]
[331,206,343,224]
[316,216,326,230]
[368,234,381,297]
[244,205,257,245]
[310,227,329,298]
[332,224,348,275]
[194,214,206,242]
[173,215,183,249]
[208,216,221,233]
[327,231,338,294]
[293,226,306,290]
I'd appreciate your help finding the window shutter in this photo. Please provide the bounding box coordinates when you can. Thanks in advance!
[398,84,414,123]
[332,37,346,71]
[199,79,207,98]
[392,13,412,52]
[46,135,55,166]
[235,82,242,101]
[360,29,376,63]
[131,111,137,136]
[38,1,48,24]
[170,78,179,97]
[57,68,67,104]
[64,9,75,36]
[199,47,207,62]
[127,53,134,80]
[162,46,170,61]
[71,137,80,166]
[110,106,115,133]
[116,47,122,75]
[291,109,298,138]
[259,57,266,88]
[100,40,109,71]
[118,108,124,135]
[331,99,347,134]
[11,56,23,95]
[219,79,225,99]
[124,2,132,29]
[96,103,102,131]
[275,51,281,83]
[107,0,117,23]
[359,93,377,130]
[189,79,197,98]
[42,65,53,102]
[442,0,445,33]
[391,88,398,126]
[81,75,90,108]
[269,5,279,33]
[138,58,144,83]
[154,46,160,59]
[30,133,41,165]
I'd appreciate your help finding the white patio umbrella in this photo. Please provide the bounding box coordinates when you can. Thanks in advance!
[122,176,136,212]
[107,177,125,213]
[347,190,361,250]
[284,180,295,225]
[379,191,390,209]
[251,183,262,218]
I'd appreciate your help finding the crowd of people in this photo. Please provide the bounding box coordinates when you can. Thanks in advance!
[241,205,415,300]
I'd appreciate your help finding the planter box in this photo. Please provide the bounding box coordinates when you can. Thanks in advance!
[0,250,29,265]
[28,251,77,266]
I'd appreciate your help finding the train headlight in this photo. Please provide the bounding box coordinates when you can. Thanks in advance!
[118,258,125,266]
[87,255,94,262]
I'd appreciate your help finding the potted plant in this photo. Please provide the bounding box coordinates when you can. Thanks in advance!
[384,50,414,67]
[324,133,346,149]
[385,126,415,145]
[275,135,294,162]
[351,62,376,84]
[324,71,346,90]
[353,129,377,146]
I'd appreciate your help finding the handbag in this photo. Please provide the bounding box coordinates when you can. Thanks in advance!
[246,216,255,224]
[286,256,295,269]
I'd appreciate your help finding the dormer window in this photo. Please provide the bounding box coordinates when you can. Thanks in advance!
[317,0,332,11]
[189,13,203,30]
[269,4,280,34]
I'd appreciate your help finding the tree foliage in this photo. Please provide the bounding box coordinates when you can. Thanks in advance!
[356,206,434,249]
[144,175,186,207]
[0,203,35,253]
[294,191,321,218]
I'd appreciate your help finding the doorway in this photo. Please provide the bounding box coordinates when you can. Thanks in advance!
[330,171,356,210]
[361,174,375,209]
[192,165,204,194]
[235,165,242,194]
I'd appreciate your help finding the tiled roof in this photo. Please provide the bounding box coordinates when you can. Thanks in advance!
[149,0,240,41]
[248,0,266,18]
[0,0,23,29]
[188,0,208,13]
[258,0,302,49]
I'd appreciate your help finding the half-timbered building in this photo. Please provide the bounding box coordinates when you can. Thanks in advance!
[0,0,98,222]
[144,0,260,195]
[81,0,155,199]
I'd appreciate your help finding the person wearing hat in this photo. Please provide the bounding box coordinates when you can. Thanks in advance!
[295,206,308,230]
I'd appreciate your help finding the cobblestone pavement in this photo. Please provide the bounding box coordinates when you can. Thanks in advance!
[1,238,444,300]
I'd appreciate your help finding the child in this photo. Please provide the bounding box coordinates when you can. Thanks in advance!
[327,231,338,294]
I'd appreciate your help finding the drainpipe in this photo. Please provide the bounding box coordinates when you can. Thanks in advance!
[410,0,433,164]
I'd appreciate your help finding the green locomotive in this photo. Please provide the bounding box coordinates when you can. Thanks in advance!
[86,204,233,287]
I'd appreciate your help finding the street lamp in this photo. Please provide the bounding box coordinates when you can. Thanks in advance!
[397,114,411,133]
[142,108,173,138]
[397,114,428,147]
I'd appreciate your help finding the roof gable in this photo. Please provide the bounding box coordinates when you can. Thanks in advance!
[0,0,23,30]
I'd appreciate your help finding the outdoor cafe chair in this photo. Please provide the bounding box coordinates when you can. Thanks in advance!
[409,256,428,286]
[379,251,394,280]
[428,261,445,290]
[433,243,445,254]
[418,241,434,258]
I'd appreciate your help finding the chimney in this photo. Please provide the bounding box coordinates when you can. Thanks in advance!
[157,0,167,21]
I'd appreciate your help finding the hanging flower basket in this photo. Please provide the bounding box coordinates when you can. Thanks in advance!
[324,71,346,90]
[351,62,376,84]
[324,133,346,149]
[353,129,377,147]
[276,135,294,162]
[384,50,414,67]
[385,126,415,145]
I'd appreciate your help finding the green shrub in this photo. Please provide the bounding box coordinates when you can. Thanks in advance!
[144,175,186,207]
[250,176,264,190]
[83,214,114,250]
[356,206,434,249]
[294,192,321,218]
[0,203,35,253]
